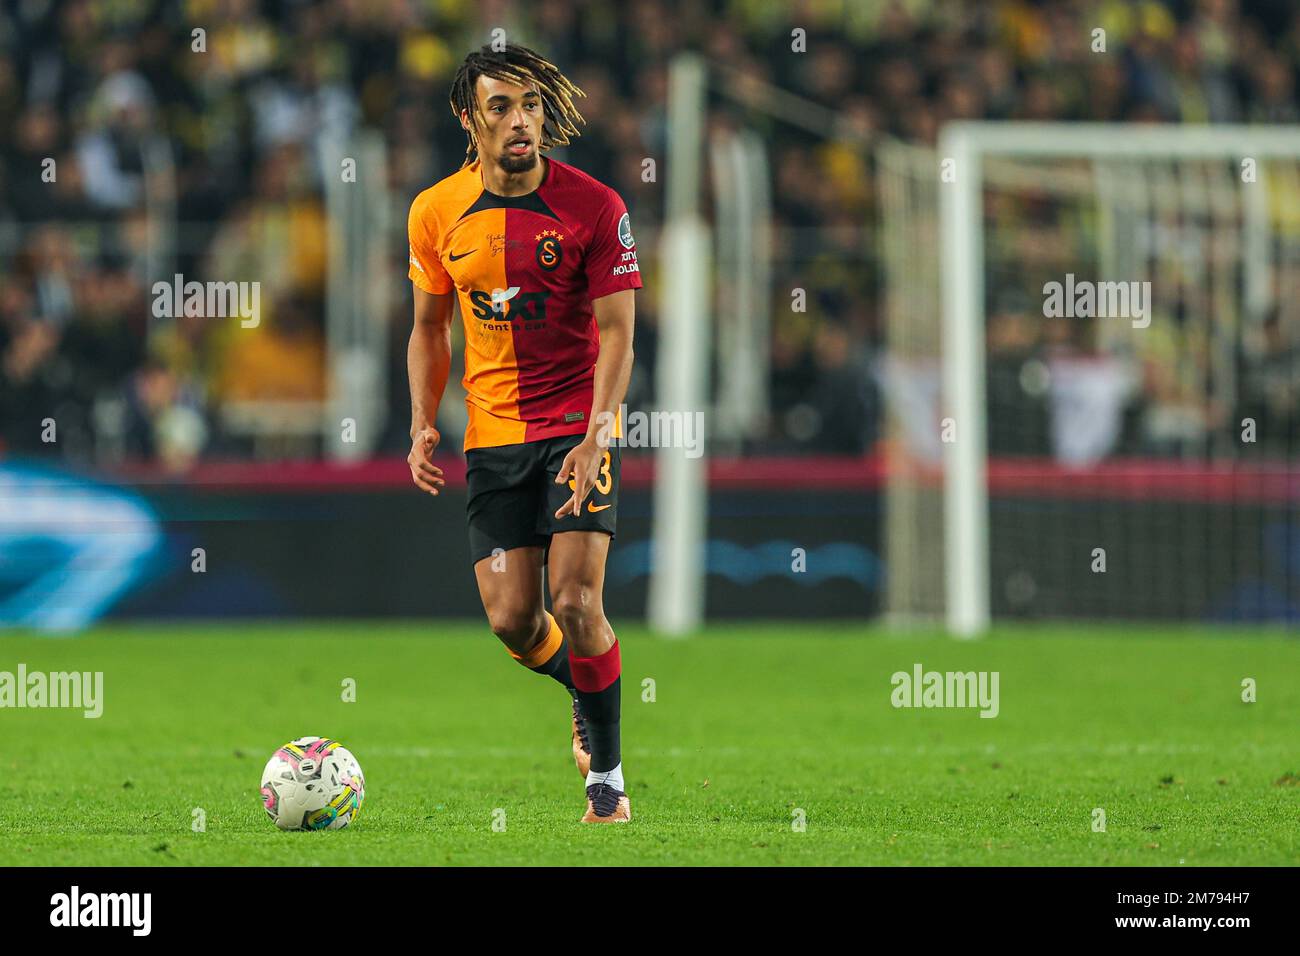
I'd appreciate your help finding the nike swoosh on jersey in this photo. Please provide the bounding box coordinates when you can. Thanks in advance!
[587,502,612,513]
[448,249,477,261]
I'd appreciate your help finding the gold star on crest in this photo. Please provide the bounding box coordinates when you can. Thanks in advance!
[534,229,565,241]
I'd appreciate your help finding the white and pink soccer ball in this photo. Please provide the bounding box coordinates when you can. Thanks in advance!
[260,736,365,831]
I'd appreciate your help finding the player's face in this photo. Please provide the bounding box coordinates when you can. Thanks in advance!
[469,75,544,174]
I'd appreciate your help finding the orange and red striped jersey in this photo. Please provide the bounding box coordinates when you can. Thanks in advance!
[408,158,642,451]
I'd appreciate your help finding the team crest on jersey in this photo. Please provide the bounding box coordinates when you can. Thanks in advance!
[535,230,565,271]
[617,212,634,250]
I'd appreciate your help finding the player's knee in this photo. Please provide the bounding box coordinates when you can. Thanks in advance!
[486,604,544,649]
[551,587,604,641]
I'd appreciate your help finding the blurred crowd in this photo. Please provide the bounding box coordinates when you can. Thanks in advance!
[1,0,1298,468]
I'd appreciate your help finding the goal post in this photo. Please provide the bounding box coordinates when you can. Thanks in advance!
[939,125,989,638]
[648,54,710,636]
[890,121,1300,637]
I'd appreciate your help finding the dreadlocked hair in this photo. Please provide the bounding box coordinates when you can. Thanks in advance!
[449,43,586,167]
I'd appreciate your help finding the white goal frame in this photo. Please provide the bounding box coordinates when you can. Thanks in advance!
[939,121,1300,638]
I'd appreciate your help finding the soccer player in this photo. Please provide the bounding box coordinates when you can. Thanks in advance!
[405,44,640,823]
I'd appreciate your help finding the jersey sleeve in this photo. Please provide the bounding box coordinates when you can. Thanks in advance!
[584,187,642,301]
[407,194,453,295]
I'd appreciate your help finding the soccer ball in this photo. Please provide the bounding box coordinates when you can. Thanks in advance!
[260,736,365,831]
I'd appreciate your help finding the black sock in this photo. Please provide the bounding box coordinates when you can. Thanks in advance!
[513,612,575,693]
[570,639,622,775]
[577,677,621,772]
[529,634,576,693]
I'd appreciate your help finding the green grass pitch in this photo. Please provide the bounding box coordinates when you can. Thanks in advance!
[0,622,1296,866]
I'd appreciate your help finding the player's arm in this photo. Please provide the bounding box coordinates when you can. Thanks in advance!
[407,286,454,496]
[554,288,635,518]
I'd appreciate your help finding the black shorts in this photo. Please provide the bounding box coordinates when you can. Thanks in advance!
[465,434,619,564]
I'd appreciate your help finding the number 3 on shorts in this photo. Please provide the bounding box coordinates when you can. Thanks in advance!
[568,451,613,497]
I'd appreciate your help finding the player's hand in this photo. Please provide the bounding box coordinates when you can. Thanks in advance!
[407,426,445,496]
[554,439,602,518]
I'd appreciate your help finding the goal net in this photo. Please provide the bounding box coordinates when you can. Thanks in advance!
[879,123,1300,635]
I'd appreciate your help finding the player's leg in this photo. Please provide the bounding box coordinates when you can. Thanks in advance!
[472,545,575,692]
[547,531,627,821]
[467,444,580,703]
[473,543,591,775]
[472,544,545,654]
[541,428,628,821]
